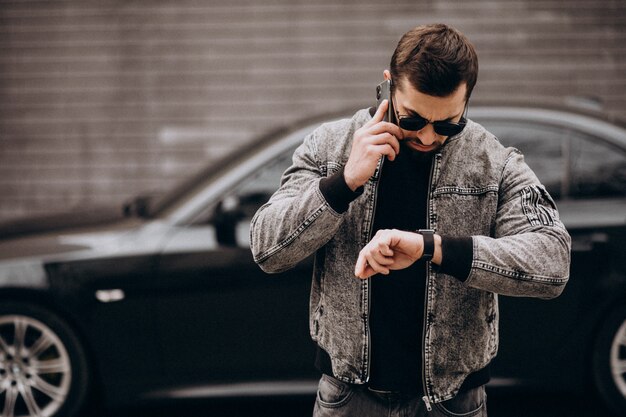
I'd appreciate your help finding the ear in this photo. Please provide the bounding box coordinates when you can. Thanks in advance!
[383,69,391,81]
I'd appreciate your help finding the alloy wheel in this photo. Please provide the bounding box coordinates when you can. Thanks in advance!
[610,317,626,399]
[0,315,72,417]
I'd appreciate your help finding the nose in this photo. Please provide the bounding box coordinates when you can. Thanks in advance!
[416,124,437,145]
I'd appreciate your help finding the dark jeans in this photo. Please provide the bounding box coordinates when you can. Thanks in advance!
[313,374,487,417]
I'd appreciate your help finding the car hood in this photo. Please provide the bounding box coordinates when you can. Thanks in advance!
[0,206,147,262]
[0,205,130,239]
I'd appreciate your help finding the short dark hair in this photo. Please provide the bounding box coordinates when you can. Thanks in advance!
[390,23,478,100]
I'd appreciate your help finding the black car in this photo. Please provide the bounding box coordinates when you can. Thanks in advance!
[0,102,625,417]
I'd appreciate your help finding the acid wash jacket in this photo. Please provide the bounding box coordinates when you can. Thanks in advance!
[250,108,571,407]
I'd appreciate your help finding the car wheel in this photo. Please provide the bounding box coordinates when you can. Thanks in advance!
[593,303,626,417]
[0,301,90,417]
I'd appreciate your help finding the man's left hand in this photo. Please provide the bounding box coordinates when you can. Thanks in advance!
[355,229,424,279]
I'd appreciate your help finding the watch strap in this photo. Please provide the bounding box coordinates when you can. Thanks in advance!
[417,229,435,262]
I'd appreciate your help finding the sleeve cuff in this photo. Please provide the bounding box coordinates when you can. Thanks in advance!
[318,167,364,213]
[436,236,473,282]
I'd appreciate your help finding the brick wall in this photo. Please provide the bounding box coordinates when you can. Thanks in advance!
[1,0,624,220]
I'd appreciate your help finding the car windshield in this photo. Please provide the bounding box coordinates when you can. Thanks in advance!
[141,137,277,219]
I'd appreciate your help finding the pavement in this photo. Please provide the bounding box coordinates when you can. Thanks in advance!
[103,389,619,417]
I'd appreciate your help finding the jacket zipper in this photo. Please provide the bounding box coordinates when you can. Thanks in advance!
[364,156,385,383]
[421,154,437,412]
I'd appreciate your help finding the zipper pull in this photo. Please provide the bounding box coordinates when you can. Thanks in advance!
[422,395,433,412]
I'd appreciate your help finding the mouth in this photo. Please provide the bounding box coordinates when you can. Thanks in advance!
[405,139,439,152]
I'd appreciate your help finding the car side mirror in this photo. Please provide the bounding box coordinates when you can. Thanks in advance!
[212,192,271,247]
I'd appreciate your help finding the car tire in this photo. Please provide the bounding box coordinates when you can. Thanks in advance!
[0,301,90,417]
[592,303,626,417]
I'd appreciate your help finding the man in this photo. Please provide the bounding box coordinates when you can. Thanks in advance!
[251,23,570,417]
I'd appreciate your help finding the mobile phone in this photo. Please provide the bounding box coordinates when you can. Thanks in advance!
[375,80,394,123]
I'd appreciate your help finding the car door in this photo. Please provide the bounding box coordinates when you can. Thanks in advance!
[153,143,318,394]
[48,246,165,400]
[478,116,626,388]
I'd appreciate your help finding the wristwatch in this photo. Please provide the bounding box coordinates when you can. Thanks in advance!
[417,229,435,262]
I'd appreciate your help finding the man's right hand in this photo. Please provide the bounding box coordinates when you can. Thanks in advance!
[343,100,404,191]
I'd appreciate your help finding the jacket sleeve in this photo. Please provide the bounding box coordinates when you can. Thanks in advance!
[465,149,572,299]
[250,130,348,274]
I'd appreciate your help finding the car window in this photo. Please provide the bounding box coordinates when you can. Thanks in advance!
[207,144,298,247]
[482,122,565,199]
[568,132,626,199]
[236,149,295,203]
[480,121,626,200]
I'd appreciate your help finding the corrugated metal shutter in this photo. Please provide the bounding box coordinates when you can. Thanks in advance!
[0,0,624,219]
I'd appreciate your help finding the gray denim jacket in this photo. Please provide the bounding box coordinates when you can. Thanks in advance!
[250,108,571,407]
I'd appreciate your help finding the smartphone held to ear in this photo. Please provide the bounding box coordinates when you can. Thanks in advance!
[376,80,394,123]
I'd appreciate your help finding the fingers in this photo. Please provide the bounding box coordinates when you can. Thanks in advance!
[354,229,423,279]
[357,126,401,157]
[359,142,397,162]
[354,252,370,278]
[345,105,403,191]
[361,108,403,160]
[369,135,400,159]
[367,257,390,275]
[366,101,403,136]
[355,253,392,279]
[352,136,399,162]
[369,121,404,143]
[355,256,388,279]
[355,234,395,279]
[367,99,402,131]
[368,99,389,125]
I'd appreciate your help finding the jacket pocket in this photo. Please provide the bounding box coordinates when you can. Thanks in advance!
[316,374,355,408]
[435,385,487,417]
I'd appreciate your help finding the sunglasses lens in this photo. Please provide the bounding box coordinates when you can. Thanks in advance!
[399,117,428,131]
[398,114,467,136]
[433,120,466,136]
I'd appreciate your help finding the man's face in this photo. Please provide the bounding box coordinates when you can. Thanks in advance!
[391,77,468,153]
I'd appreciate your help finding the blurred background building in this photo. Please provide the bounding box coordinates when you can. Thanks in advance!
[0,0,624,221]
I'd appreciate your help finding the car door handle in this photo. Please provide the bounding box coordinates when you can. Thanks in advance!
[95,289,125,303]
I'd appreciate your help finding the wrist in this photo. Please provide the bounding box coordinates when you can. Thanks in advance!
[343,170,361,192]
[416,230,442,265]
[319,167,364,213]
[432,234,442,265]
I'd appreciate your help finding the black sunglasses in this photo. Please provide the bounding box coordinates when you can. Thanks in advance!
[392,96,468,137]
